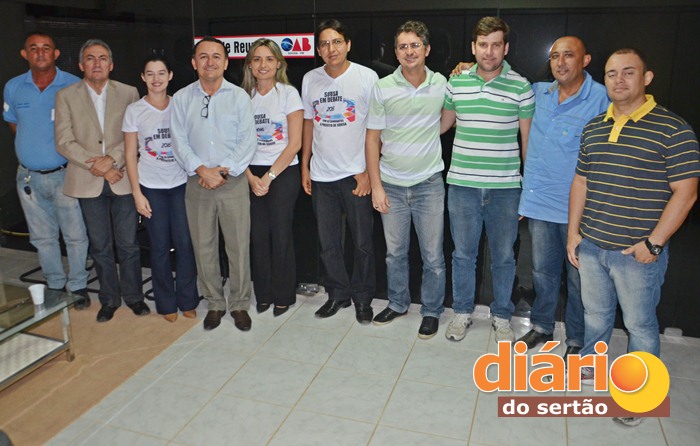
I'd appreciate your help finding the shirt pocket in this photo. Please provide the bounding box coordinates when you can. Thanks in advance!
[220,113,240,141]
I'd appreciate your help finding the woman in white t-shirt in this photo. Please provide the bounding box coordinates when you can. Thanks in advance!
[123,55,199,322]
[242,39,303,317]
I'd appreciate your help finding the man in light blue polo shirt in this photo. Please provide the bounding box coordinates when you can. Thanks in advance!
[366,21,447,339]
[3,32,90,307]
[517,36,608,354]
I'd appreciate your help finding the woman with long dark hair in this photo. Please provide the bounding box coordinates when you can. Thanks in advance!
[123,55,199,322]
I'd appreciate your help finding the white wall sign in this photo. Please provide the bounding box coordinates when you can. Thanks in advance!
[194,34,315,59]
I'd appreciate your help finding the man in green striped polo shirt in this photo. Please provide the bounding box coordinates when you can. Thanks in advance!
[567,48,699,426]
[366,20,448,339]
[441,16,535,343]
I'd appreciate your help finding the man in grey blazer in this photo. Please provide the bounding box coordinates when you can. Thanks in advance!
[55,39,150,322]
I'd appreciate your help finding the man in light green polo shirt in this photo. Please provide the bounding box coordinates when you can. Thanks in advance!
[366,20,447,339]
[441,16,534,343]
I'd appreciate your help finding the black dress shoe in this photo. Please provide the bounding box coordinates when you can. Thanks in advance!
[372,307,407,325]
[355,303,373,324]
[256,303,271,313]
[96,305,118,322]
[231,310,252,331]
[203,310,226,330]
[127,301,151,316]
[517,329,553,349]
[418,316,439,339]
[273,306,290,317]
[72,288,91,310]
[314,299,351,318]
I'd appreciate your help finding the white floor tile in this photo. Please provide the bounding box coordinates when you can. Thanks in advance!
[567,414,666,446]
[326,331,414,377]
[257,323,348,365]
[268,409,374,446]
[380,379,477,440]
[668,376,700,424]
[661,419,700,446]
[43,417,98,446]
[663,341,700,380]
[159,343,249,391]
[220,355,320,406]
[82,375,154,421]
[78,425,168,445]
[369,425,468,446]
[174,394,289,446]
[135,340,201,379]
[401,342,482,391]
[470,392,567,446]
[108,380,214,439]
[297,367,397,423]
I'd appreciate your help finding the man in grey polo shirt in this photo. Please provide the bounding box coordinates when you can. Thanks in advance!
[366,21,447,339]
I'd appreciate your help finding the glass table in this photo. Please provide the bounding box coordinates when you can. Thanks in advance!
[0,285,78,391]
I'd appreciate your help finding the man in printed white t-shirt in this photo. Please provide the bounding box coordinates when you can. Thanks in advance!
[300,18,379,324]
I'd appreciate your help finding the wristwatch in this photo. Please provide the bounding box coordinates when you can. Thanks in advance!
[644,238,663,256]
[267,169,277,181]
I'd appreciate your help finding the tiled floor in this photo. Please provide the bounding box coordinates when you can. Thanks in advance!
[2,248,698,445]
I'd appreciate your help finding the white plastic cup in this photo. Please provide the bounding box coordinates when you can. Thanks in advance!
[28,284,46,305]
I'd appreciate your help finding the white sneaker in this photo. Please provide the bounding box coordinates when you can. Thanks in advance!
[581,367,595,386]
[445,313,472,341]
[492,316,515,342]
[613,416,643,427]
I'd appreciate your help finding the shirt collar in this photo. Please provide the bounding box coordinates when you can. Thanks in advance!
[86,80,108,98]
[604,94,656,122]
[23,67,64,87]
[394,65,433,88]
[196,77,233,96]
[545,71,593,102]
[468,60,511,80]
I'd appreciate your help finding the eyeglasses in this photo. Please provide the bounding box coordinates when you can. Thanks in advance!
[318,39,346,49]
[397,42,423,51]
[201,94,211,119]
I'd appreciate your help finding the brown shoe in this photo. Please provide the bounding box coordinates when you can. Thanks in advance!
[164,313,178,322]
[182,310,197,319]
[231,310,252,331]
[203,310,226,330]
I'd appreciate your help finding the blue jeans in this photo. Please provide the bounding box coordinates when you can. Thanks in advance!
[448,185,520,319]
[312,176,375,305]
[16,166,88,291]
[141,184,199,315]
[381,173,446,318]
[79,182,143,307]
[528,218,584,347]
[578,238,668,357]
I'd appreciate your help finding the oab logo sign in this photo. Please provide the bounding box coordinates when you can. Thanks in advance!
[473,341,671,418]
[194,34,314,59]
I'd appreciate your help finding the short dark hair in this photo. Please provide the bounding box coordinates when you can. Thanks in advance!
[192,36,228,57]
[142,54,172,73]
[609,47,649,72]
[24,31,56,47]
[315,19,349,46]
[472,16,510,44]
[394,21,430,48]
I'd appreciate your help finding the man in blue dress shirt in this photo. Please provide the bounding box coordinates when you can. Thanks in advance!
[517,36,609,354]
